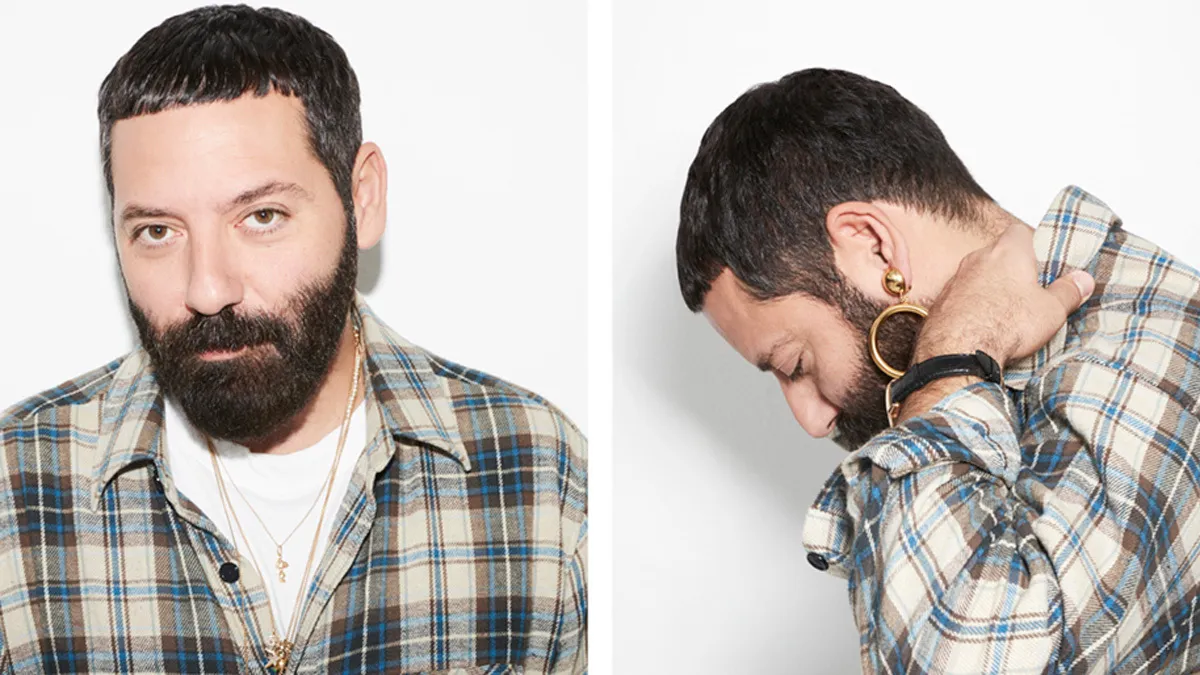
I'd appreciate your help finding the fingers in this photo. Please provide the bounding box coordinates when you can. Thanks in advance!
[1048,270,1094,311]
[926,224,1091,366]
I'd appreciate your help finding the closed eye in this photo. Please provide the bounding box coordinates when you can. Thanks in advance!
[788,359,805,382]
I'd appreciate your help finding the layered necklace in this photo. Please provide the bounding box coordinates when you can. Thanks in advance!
[208,326,363,673]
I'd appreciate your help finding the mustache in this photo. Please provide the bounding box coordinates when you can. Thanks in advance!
[155,307,292,355]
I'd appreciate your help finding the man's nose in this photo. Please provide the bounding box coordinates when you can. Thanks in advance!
[184,232,243,316]
[780,380,839,438]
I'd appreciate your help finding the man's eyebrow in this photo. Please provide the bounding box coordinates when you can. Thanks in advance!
[220,180,314,212]
[118,181,314,229]
[120,205,182,227]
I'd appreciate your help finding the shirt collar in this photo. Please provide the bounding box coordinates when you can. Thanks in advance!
[354,295,472,470]
[1002,185,1121,390]
[90,293,471,510]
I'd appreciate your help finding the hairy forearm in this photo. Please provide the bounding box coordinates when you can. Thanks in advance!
[895,374,984,424]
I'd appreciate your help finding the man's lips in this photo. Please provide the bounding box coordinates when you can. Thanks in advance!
[187,339,280,362]
[197,345,250,361]
[195,341,276,361]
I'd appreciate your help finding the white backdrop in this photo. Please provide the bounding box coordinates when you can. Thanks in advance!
[0,1,587,432]
[615,1,1200,672]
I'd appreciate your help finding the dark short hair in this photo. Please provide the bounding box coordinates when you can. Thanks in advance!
[676,68,991,312]
[98,4,362,215]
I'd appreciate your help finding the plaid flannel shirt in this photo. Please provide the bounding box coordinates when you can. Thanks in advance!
[0,295,587,674]
[804,186,1200,674]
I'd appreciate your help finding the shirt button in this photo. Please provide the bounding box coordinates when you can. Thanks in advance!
[806,552,829,571]
[219,562,240,583]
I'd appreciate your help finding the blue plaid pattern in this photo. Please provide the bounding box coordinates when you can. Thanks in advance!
[0,296,586,674]
[804,187,1200,674]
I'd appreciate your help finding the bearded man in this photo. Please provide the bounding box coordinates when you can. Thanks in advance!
[677,68,1200,674]
[0,6,585,674]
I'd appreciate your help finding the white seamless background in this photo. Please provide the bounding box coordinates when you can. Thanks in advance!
[0,0,587,432]
[616,1,1200,672]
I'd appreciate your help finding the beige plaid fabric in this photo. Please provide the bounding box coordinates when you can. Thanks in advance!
[804,187,1200,674]
[0,295,586,674]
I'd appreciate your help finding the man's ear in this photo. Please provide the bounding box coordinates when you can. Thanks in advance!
[825,201,912,300]
[350,142,387,249]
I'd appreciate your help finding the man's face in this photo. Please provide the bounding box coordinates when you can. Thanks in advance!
[703,268,920,450]
[110,92,357,442]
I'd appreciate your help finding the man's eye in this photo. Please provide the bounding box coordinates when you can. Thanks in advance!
[134,225,177,246]
[245,208,281,228]
[789,361,805,381]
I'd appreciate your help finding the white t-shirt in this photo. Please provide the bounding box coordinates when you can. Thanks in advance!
[163,395,367,633]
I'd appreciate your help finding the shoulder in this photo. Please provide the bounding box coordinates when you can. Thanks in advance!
[1065,229,1200,406]
[0,359,124,530]
[1,359,122,433]
[1093,227,1200,318]
[350,301,587,529]
[415,348,587,536]
[364,305,586,460]
[422,350,587,483]
[426,351,585,448]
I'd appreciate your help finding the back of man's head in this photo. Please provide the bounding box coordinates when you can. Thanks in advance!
[676,68,991,312]
[98,4,362,215]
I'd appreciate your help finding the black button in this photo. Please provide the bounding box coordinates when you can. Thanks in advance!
[219,562,240,583]
[806,552,829,571]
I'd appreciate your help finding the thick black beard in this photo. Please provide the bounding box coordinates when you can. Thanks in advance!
[129,225,358,443]
[824,280,923,452]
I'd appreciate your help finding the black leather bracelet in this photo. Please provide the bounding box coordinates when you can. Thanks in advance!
[889,350,1004,409]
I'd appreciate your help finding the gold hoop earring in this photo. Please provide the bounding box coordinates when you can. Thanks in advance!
[868,267,928,380]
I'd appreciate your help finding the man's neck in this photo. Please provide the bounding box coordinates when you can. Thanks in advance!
[241,320,365,455]
[911,203,1030,306]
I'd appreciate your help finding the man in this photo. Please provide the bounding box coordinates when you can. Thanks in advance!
[677,68,1200,673]
[0,6,586,674]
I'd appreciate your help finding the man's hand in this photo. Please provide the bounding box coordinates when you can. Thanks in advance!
[896,223,1094,424]
[911,222,1094,368]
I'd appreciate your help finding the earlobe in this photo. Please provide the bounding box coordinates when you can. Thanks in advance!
[351,142,388,250]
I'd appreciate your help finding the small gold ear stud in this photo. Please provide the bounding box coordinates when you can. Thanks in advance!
[883,267,907,298]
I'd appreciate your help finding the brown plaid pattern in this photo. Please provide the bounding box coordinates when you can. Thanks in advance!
[0,295,587,674]
[804,187,1200,674]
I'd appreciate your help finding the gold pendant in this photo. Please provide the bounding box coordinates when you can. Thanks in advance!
[275,544,289,583]
[266,633,293,673]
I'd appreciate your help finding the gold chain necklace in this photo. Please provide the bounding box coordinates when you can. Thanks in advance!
[213,436,329,583]
[209,326,363,674]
